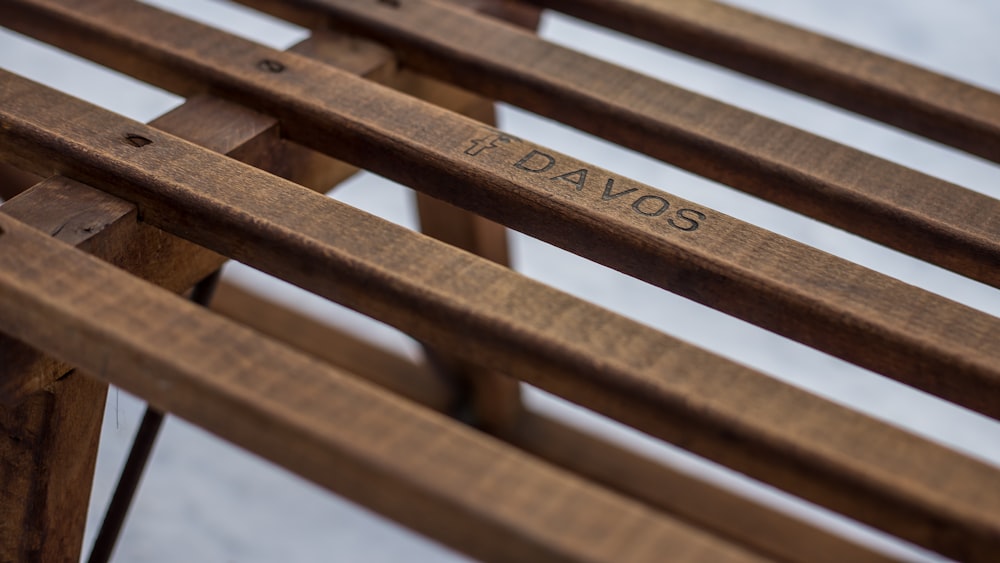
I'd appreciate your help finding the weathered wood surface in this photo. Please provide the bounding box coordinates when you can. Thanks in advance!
[0,176,222,405]
[0,28,500,404]
[230,0,1000,288]
[1,2,998,418]
[524,0,1000,164]
[211,281,457,413]
[210,281,896,563]
[1,71,999,560]
[0,371,107,562]
[0,213,767,563]
[0,35,392,559]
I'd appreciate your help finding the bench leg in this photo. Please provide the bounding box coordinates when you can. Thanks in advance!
[1,369,107,562]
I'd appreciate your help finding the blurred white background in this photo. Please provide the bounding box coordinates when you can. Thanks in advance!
[2,1,999,561]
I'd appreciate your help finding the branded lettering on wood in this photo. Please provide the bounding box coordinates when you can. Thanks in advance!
[3,0,998,423]
[2,71,1000,559]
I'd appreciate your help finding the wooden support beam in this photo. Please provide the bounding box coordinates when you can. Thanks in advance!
[0,162,40,201]
[408,0,535,435]
[0,71,998,559]
[0,213,767,563]
[0,26,487,404]
[0,33,396,559]
[0,371,107,562]
[0,2,997,418]
[523,0,1000,163]
[209,281,898,563]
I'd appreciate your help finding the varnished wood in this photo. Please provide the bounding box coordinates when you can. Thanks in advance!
[0,213,766,563]
[228,0,1000,288]
[406,7,529,434]
[0,3,998,419]
[525,0,1000,163]
[1,72,999,559]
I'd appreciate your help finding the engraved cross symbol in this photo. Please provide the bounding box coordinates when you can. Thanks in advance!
[465,132,514,156]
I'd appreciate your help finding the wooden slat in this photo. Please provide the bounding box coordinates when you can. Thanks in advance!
[0,27,498,403]
[209,281,898,562]
[508,414,900,563]
[0,213,765,563]
[0,177,222,404]
[229,0,1000,289]
[1,71,999,560]
[523,0,1000,163]
[2,1,999,418]
[210,280,457,413]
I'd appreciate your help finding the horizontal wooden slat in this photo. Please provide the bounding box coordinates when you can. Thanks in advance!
[4,0,1000,421]
[0,213,764,563]
[523,0,1000,163]
[1,71,999,560]
[231,0,1000,289]
[0,26,503,404]
[209,281,899,563]
[211,280,457,413]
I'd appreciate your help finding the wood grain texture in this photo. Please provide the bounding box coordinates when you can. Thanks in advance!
[0,214,765,563]
[0,371,107,563]
[0,31,417,560]
[294,27,524,432]
[508,414,900,563]
[8,0,1000,285]
[525,0,1000,163]
[210,280,457,413]
[0,3,997,419]
[0,177,222,405]
[1,71,999,559]
[209,280,893,561]
[230,0,1000,288]
[0,27,446,403]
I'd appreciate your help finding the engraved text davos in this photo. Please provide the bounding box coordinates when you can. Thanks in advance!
[513,150,705,231]
[464,132,705,232]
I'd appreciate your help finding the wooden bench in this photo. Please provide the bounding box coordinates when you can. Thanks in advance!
[1,0,998,561]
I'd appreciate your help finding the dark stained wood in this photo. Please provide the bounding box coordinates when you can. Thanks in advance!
[1,72,999,559]
[0,213,766,563]
[443,0,542,29]
[0,162,40,201]
[0,5,997,419]
[227,0,1000,288]
[524,0,1000,164]
[0,371,107,563]
[0,177,221,405]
